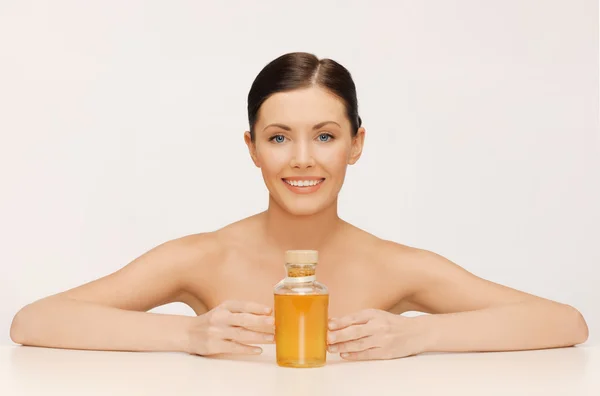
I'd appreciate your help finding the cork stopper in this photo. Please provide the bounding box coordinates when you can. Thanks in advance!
[285,250,318,264]
[285,250,318,278]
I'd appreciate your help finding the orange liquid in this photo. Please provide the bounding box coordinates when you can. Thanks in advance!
[274,294,329,368]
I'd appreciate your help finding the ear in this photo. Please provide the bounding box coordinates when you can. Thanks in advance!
[244,131,261,167]
[348,127,366,165]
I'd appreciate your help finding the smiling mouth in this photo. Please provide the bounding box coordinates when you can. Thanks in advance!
[282,178,325,187]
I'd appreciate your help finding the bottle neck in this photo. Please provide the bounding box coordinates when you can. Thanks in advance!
[284,263,316,284]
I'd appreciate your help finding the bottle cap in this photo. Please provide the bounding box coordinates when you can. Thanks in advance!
[285,250,318,264]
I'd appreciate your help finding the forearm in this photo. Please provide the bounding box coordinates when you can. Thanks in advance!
[10,297,193,353]
[418,301,588,353]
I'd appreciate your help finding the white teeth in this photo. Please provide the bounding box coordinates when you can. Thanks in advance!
[285,179,323,187]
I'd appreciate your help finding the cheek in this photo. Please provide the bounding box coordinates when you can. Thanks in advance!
[318,146,350,175]
[257,146,289,176]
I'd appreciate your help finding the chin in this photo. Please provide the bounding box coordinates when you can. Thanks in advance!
[284,203,326,217]
[275,195,335,217]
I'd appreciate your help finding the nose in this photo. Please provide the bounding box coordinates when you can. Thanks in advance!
[289,139,315,169]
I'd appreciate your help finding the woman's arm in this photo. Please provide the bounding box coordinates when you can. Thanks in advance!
[10,233,212,352]
[418,299,587,353]
[327,244,588,361]
[401,248,589,352]
[10,297,194,352]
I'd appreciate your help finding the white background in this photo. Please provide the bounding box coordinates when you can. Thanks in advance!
[0,1,598,346]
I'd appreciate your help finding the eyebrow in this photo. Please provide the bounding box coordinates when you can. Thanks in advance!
[263,121,341,132]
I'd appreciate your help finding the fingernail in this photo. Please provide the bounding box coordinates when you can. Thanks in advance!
[265,334,274,341]
[341,353,349,358]
[328,334,336,343]
[328,321,337,330]
[329,345,337,352]
[253,348,262,354]
[264,308,271,314]
[266,317,275,325]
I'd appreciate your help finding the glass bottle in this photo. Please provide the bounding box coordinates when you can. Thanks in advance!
[274,250,329,368]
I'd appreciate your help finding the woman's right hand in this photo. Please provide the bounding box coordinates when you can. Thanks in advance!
[187,300,275,356]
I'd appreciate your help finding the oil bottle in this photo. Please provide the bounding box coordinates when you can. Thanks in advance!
[274,250,329,368]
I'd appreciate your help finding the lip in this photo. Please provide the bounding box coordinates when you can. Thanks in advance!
[281,177,325,194]
[282,176,325,181]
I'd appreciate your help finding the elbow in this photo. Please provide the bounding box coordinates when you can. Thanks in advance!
[565,305,588,346]
[10,302,42,346]
[10,305,31,345]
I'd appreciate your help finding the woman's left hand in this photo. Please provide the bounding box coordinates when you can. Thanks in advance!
[327,308,432,361]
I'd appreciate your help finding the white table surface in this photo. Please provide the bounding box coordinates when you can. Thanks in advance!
[2,344,599,395]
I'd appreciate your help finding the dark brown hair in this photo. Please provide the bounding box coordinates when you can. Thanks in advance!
[247,52,362,141]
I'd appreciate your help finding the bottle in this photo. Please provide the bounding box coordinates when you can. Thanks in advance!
[274,250,329,368]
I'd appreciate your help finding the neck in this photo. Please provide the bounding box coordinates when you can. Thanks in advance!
[260,195,343,252]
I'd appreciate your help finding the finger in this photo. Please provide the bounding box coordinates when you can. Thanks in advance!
[340,347,384,361]
[328,323,374,345]
[244,323,275,335]
[328,336,377,354]
[220,340,263,355]
[223,326,275,345]
[329,309,377,330]
[227,313,275,332]
[222,300,272,315]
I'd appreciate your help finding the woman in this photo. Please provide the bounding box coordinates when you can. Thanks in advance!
[10,52,588,361]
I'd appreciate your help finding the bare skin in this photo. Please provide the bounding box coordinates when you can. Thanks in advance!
[181,214,403,318]
[10,84,589,360]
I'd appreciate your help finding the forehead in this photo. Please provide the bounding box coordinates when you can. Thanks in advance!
[256,86,348,128]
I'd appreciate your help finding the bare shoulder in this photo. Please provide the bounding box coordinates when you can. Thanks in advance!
[365,235,469,290]
[211,213,263,248]
[161,225,255,279]
[161,231,225,268]
[170,213,263,264]
[376,239,445,273]
[358,233,548,314]
[340,222,427,266]
[160,214,265,280]
[338,224,462,305]
[41,230,227,315]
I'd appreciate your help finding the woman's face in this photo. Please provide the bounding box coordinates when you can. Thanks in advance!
[245,85,365,216]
